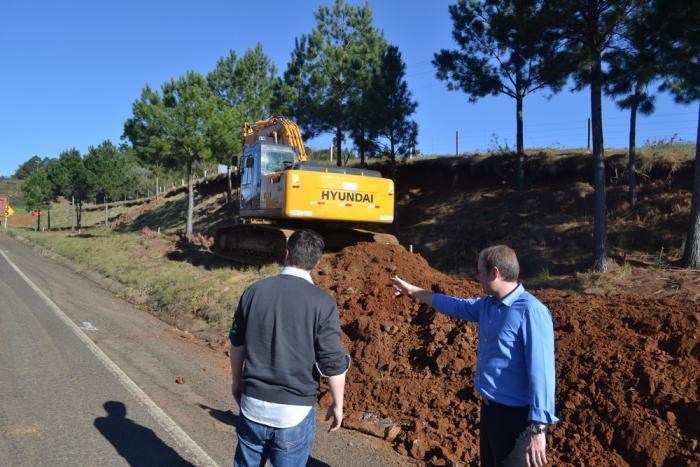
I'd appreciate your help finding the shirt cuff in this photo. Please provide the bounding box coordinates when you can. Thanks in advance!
[528,407,559,425]
[228,329,244,347]
[316,354,351,377]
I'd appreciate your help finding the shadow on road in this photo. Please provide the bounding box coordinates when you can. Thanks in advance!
[198,402,239,426]
[94,401,194,467]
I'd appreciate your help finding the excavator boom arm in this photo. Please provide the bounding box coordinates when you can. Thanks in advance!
[243,117,307,161]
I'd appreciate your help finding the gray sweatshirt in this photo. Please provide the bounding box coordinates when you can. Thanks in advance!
[229,274,348,405]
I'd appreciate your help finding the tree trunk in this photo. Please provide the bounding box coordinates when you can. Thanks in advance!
[155,173,160,201]
[390,135,397,182]
[682,101,700,268]
[359,130,366,168]
[516,94,525,190]
[335,127,343,167]
[186,162,194,237]
[591,56,608,272]
[628,89,639,207]
[104,195,109,227]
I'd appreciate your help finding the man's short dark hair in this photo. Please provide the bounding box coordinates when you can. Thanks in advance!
[479,245,519,282]
[286,229,324,270]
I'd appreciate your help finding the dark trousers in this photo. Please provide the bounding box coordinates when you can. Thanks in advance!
[480,399,530,467]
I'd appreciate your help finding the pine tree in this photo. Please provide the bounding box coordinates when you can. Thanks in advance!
[548,0,632,272]
[281,0,386,166]
[46,149,92,229]
[161,71,218,237]
[603,5,658,207]
[645,0,700,267]
[368,45,418,167]
[123,86,172,200]
[22,169,52,230]
[434,0,566,189]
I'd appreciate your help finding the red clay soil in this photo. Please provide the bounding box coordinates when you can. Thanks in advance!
[312,242,699,466]
[8,214,35,227]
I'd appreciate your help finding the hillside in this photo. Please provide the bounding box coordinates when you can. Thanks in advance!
[6,148,699,465]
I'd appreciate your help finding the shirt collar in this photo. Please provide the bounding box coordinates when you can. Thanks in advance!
[496,283,525,307]
[280,266,314,284]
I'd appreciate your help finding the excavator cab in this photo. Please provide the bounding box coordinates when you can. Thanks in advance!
[240,140,297,215]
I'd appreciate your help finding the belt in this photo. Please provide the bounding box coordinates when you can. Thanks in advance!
[480,397,529,410]
[480,397,501,407]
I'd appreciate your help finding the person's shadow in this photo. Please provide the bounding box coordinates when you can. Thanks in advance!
[94,401,194,466]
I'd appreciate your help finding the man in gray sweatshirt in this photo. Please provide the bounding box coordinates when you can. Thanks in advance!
[229,229,350,467]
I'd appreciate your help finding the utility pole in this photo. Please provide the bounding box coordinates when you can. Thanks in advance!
[455,131,459,156]
[71,196,76,231]
[587,118,591,150]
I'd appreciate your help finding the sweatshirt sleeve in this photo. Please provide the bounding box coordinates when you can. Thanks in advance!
[228,294,246,347]
[522,302,559,424]
[315,300,350,377]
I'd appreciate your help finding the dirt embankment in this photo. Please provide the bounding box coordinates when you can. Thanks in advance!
[312,242,699,466]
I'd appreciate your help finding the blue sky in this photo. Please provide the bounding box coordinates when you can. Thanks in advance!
[1,0,696,176]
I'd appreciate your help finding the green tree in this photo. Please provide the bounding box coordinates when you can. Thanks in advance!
[368,45,418,166]
[161,71,218,236]
[123,85,172,200]
[603,5,658,208]
[14,155,49,179]
[281,0,386,166]
[207,50,244,166]
[208,45,277,122]
[84,140,130,225]
[22,169,52,230]
[46,148,92,229]
[434,0,566,189]
[118,144,155,198]
[84,140,129,202]
[548,0,631,272]
[208,46,278,209]
[646,0,700,267]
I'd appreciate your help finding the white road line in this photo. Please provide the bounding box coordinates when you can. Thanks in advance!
[0,250,220,467]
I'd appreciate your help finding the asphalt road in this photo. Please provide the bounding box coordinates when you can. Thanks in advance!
[0,234,413,466]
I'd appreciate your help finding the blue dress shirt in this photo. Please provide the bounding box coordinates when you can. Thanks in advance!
[432,284,559,424]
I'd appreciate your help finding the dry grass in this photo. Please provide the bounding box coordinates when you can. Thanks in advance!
[6,226,278,332]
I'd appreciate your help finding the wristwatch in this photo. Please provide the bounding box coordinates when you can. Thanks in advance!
[526,423,547,435]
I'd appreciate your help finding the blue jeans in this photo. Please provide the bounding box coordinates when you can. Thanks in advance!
[234,405,316,467]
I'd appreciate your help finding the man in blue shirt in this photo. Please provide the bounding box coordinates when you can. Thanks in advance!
[392,245,557,467]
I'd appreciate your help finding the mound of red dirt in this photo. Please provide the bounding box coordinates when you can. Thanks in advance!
[313,242,699,466]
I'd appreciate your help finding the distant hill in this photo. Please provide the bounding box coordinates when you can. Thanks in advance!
[0,177,26,210]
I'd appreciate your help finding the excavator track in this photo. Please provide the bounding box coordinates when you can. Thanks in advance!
[213,222,398,264]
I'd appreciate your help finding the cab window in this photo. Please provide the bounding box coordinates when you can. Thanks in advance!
[262,150,295,175]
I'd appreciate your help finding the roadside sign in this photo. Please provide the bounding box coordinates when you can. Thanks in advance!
[0,195,7,217]
[5,205,14,217]
[31,209,41,217]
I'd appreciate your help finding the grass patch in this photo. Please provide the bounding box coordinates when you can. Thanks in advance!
[45,201,134,229]
[5,226,278,333]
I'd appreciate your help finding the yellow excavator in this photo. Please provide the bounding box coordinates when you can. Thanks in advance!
[214,117,397,263]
